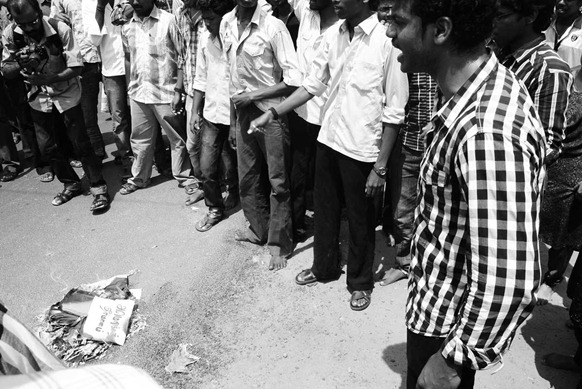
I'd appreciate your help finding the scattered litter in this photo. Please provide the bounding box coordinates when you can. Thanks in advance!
[152,245,158,248]
[35,271,145,366]
[165,343,200,374]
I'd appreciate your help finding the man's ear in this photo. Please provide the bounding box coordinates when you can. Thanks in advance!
[524,8,539,25]
[432,16,453,46]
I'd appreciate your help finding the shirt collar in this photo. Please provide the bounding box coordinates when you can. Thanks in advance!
[178,5,202,25]
[132,4,161,23]
[14,16,57,39]
[233,4,264,27]
[501,35,545,63]
[339,12,379,36]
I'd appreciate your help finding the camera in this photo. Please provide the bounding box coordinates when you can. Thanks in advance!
[16,43,49,74]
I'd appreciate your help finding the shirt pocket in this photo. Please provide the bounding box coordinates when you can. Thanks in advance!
[420,161,449,188]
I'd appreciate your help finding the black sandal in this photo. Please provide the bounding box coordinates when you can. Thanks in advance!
[350,290,372,311]
[52,187,82,206]
[195,210,223,232]
[295,269,318,285]
[90,193,110,212]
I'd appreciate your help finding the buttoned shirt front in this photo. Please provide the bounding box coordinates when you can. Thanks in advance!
[121,6,183,104]
[194,31,231,126]
[302,14,407,162]
[502,37,572,161]
[50,0,101,63]
[176,5,205,97]
[221,5,301,113]
[407,54,545,370]
[1,17,83,113]
[545,16,582,75]
[289,0,328,125]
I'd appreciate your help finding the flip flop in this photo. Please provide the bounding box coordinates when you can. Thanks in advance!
[195,211,223,232]
[39,172,54,182]
[350,290,372,311]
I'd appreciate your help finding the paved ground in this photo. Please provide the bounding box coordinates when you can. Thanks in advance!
[0,119,580,388]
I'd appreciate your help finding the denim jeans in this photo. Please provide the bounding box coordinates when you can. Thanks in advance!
[289,111,320,232]
[387,139,423,269]
[312,143,377,292]
[30,104,106,190]
[236,103,293,257]
[103,75,131,156]
[185,95,202,182]
[128,99,194,187]
[200,119,237,210]
[81,62,105,158]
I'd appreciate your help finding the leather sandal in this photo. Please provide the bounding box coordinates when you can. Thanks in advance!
[120,182,139,195]
[350,290,372,311]
[195,210,223,232]
[90,193,110,212]
[295,269,318,285]
[0,169,19,182]
[39,172,54,183]
[52,187,82,206]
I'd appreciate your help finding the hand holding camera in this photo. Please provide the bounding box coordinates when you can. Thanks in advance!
[16,43,48,75]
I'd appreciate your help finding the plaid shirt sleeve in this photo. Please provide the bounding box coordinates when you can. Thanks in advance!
[534,69,572,162]
[169,15,184,71]
[440,132,541,369]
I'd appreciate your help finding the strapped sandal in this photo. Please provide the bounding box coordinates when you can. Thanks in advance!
[90,193,110,212]
[52,187,82,206]
[295,269,318,285]
[350,290,372,311]
[120,182,139,195]
[39,172,54,183]
[184,183,200,195]
[0,170,19,182]
[195,210,223,232]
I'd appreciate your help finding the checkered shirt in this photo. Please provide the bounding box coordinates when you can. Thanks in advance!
[501,37,572,163]
[401,72,437,152]
[407,53,545,370]
[175,6,204,97]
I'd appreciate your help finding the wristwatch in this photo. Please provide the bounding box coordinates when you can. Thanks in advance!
[373,165,387,178]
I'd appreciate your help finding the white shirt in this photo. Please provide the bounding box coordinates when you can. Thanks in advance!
[221,5,302,113]
[289,0,328,125]
[303,14,408,162]
[194,31,231,126]
[545,16,582,75]
[92,3,125,77]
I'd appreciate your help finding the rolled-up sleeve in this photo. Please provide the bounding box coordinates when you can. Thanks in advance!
[382,43,407,125]
[193,34,208,92]
[58,23,83,68]
[302,34,330,97]
[270,22,301,87]
[169,16,185,70]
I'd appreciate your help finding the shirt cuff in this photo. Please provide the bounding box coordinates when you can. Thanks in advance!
[192,80,206,93]
[382,106,405,125]
[282,68,302,88]
[302,76,326,97]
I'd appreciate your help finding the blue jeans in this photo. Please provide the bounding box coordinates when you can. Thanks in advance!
[103,75,131,156]
[200,119,237,210]
[386,139,423,269]
[81,62,105,158]
[236,103,293,257]
[30,104,106,191]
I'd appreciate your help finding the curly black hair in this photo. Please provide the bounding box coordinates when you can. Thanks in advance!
[197,0,235,16]
[497,0,555,33]
[395,0,496,54]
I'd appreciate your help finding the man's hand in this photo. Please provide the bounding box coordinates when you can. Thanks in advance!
[229,124,237,150]
[365,169,385,198]
[248,112,273,134]
[21,72,55,86]
[231,91,255,109]
[415,353,462,389]
[51,13,71,25]
[171,92,184,115]
[575,180,582,202]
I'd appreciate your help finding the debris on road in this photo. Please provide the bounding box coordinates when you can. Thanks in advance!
[164,343,200,374]
[35,271,145,366]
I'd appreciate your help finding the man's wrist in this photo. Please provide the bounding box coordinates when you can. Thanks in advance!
[268,107,279,120]
[372,164,387,178]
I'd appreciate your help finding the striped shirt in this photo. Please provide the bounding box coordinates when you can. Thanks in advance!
[121,6,183,104]
[221,4,302,113]
[501,37,572,163]
[50,0,101,63]
[401,73,437,152]
[407,54,545,370]
[175,5,204,97]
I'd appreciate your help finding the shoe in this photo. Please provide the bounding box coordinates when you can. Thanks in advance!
[120,182,139,195]
[90,193,110,212]
[39,172,54,183]
[295,269,318,285]
[185,188,204,206]
[195,209,223,232]
[52,186,82,206]
[350,290,372,311]
[69,160,82,168]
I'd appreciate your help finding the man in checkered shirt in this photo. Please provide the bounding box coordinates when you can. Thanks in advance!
[386,1,545,388]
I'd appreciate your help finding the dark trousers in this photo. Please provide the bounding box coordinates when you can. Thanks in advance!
[0,122,20,171]
[289,111,319,232]
[543,247,574,287]
[200,119,237,210]
[80,62,105,158]
[236,103,293,257]
[407,330,476,389]
[30,104,105,189]
[312,143,376,292]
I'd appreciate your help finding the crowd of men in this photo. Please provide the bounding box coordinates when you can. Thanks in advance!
[0,0,582,387]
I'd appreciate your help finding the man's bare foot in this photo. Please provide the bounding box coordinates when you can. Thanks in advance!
[542,353,579,371]
[269,255,287,271]
[379,268,407,286]
[536,284,554,305]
